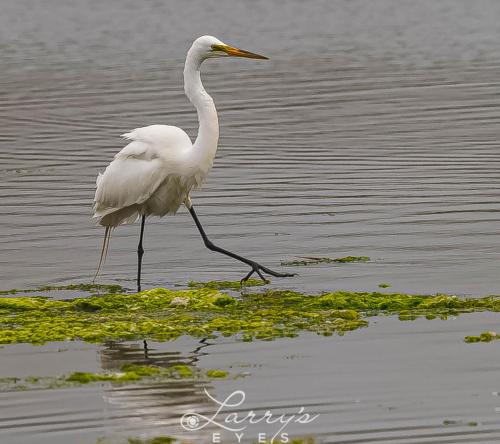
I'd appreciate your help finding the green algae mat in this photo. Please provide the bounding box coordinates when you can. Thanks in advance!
[1,281,499,345]
[0,363,231,392]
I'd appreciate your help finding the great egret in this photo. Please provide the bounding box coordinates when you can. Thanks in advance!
[93,35,294,291]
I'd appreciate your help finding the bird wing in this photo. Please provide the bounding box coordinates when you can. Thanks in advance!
[93,125,193,218]
[93,139,167,212]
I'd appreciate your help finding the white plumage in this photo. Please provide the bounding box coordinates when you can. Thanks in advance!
[93,125,202,226]
[93,36,230,229]
[92,35,292,290]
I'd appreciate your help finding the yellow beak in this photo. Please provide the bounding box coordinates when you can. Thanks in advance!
[212,44,269,60]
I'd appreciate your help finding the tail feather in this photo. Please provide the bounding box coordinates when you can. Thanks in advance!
[93,226,112,284]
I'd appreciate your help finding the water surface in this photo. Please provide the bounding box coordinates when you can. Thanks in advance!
[1,0,500,442]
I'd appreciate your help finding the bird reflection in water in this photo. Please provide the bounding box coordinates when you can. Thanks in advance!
[96,338,220,439]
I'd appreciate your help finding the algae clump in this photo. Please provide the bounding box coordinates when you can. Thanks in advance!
[464,331,498,343]
[0,286,368,344]
[206,369,229,378]
[188,279,265,290]
[0,363,231,391]
[281,256,370,266]
[1,283,500,345]
[0,283,126,296]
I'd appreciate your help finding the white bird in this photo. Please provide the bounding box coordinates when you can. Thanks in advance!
[93,35,294,291]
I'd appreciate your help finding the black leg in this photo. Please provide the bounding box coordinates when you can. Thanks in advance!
[187,204,295,283]
[137,215,146,292]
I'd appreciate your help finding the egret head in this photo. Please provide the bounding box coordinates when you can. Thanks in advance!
[190,35,268,61]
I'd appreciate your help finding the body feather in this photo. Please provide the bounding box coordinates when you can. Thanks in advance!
[93,124,208,227]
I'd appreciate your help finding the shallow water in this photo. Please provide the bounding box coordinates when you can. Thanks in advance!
[2,0,500,442]
[2,315,500,444]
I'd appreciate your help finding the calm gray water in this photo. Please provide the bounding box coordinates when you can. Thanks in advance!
[1,0,500,443]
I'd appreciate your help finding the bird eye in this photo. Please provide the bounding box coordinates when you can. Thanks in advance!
[211,44,225,52]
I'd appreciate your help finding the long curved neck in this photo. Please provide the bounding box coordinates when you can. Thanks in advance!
[184,50,219,166]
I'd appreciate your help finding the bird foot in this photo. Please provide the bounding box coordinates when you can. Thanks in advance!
[240,262,296,285]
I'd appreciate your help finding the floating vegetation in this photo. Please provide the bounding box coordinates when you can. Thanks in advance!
[281,256,370,266]
[378,282,391,289]
[0,363,229,392]
[1,283,500,344]
[188,279,266,290]
[205,369,229,378]
[464,331,498,343]
[0,283,126,296]
[443,419,479,427]
[0,286,367,344]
